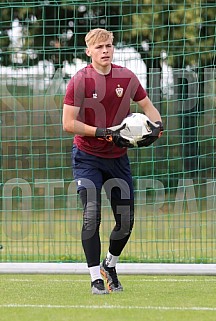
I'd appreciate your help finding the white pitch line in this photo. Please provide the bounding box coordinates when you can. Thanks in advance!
[0,304,216,311]
[131,278,216,282]
[3,278,216,283]
[2,279,88,283]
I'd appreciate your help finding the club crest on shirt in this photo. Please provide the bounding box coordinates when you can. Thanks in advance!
[115,84,123,97]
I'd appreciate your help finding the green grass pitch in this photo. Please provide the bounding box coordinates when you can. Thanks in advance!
[0,274,216,321]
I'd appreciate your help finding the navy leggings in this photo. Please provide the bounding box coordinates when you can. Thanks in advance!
[72,146,134,267]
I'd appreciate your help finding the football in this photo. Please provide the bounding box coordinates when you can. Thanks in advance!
[109,113,152,147]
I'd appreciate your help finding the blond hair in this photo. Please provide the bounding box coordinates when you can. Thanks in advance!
[85,28,114,47]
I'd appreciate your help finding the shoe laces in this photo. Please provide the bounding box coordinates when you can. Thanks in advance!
[92,279,104,290]
[107,266,119,286]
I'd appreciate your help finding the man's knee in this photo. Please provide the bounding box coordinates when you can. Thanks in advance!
[79,188,101,230]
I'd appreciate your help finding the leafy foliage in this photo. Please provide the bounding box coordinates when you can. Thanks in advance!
[0,0,214,66]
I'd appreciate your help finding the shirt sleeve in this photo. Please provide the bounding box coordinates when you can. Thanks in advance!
[130,72,147,102]
[63,71,84,107]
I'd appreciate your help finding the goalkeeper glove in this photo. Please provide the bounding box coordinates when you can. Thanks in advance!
[95,125,134,148]
[137,121,164,147]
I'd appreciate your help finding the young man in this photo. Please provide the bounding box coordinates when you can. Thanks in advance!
[62,28,163,294]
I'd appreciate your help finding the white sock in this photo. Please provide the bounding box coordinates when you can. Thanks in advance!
[89,265,102,282]
[105,251,119,268]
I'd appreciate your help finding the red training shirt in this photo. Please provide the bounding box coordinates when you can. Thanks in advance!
[63,63,147,158]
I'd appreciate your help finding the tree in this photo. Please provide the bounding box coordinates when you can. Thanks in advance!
[123,0,215,68]
[0,1,120,67]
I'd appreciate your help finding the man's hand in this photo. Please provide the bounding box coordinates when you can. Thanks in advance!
[95,125,134,148]
[137,120,164,147]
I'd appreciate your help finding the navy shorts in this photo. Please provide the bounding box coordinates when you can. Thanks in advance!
[72,145,134,200]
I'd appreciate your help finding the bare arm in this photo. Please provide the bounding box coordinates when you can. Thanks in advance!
[62,104,96,136]
[137,96,162,123]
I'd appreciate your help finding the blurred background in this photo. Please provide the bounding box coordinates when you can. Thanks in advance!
[0,0,215,264]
